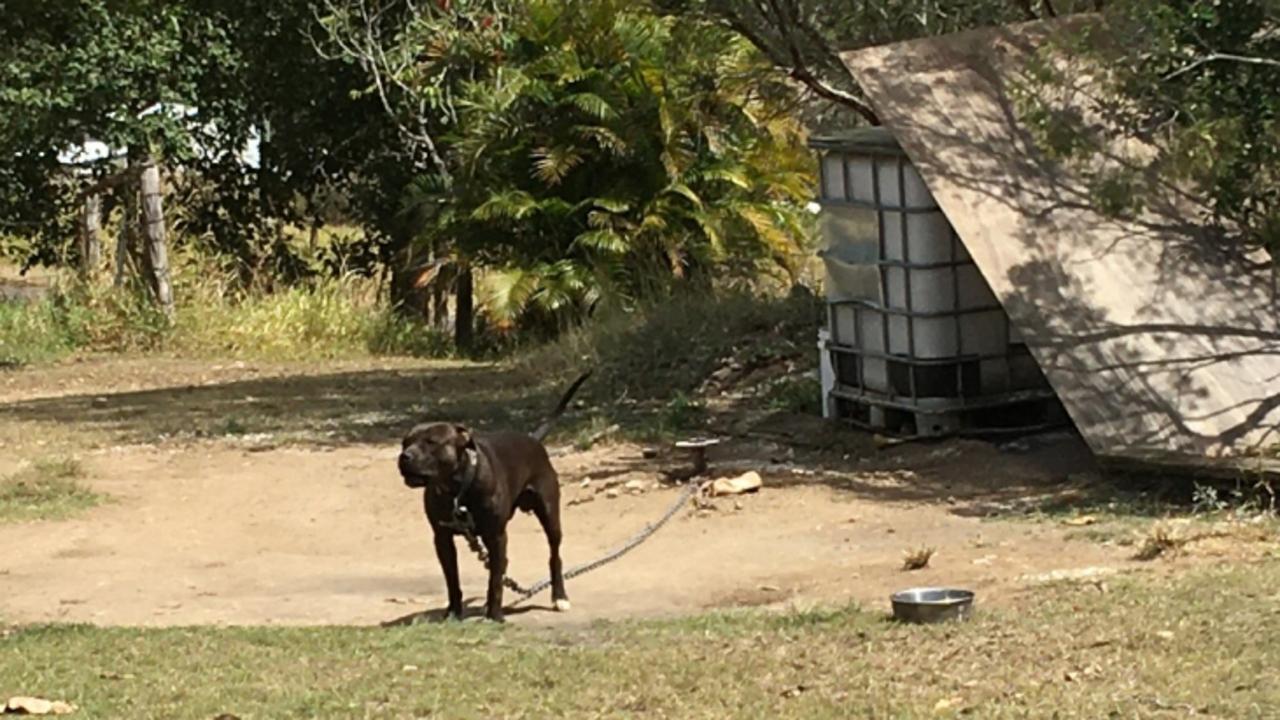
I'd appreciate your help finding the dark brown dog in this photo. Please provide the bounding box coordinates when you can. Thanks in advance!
[397,372,590,622]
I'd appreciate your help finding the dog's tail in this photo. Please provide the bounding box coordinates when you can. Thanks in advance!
[530,370,593,442]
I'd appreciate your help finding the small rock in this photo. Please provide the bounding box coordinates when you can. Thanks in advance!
[4,697,77,715]
[932,696,964,714]
[1063,515,1098,527]
[623,479,647,493]
[1155,630,1175,641]
[999,439,1031,453]
[779,685,809,699]
[709,471,763,497]
[91,397,108,408]
[605,489,619,499]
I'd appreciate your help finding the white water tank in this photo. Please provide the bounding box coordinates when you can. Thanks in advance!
[812,128,1058,436]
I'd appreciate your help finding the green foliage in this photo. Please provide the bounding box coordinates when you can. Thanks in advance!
[765,373,821,414]
[0,0,408,284]
[0,1,232,261]
[0,300,79,367]
[692,0,1102,130]
[406,0,817,327]
[1019,1,1280,255]
[0,272,451,366]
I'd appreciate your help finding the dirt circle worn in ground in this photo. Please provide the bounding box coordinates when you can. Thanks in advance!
[0,434,1133,627]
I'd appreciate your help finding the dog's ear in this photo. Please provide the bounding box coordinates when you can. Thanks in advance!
[453,424,474,449]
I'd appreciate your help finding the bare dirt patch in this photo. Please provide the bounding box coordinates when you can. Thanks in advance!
[0,357,1255,628]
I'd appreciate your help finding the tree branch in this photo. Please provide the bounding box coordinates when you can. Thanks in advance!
[723,1,878,124]
[1163,52,1280,81]
[313,0,453,184]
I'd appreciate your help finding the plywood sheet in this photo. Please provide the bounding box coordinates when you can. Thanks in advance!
[841,20,1280,465]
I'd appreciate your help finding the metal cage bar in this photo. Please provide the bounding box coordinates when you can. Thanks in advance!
[813,134,1056,437]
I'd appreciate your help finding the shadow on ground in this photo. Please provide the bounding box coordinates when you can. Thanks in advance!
[1,358,1190,522]
[0,364,574,447]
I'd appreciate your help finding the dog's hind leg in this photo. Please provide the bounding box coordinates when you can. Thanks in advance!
[433,531,463,621]
[532,475,570,611]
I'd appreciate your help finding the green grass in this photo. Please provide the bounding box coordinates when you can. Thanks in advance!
[0,298,82,367]
[0,278,450,367]
[0,457,101,523]
[2,561,1279,718]
[170,278,450,361]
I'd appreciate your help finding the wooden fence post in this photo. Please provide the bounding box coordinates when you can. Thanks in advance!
[79,194,102,279]
[139,160,175,320]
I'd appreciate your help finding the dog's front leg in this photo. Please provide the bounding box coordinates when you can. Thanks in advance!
[433,530,463,620]
[482,530,508,622]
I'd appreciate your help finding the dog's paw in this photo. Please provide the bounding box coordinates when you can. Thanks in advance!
[554,598,571,613]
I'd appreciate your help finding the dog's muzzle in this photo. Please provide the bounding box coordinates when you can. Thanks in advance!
[398,452,430,488]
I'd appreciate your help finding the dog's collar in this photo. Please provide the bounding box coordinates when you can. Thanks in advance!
[446,447,480,531]
[454,447,479,494]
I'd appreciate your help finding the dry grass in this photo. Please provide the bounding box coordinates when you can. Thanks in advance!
[2,560,1280,718]
[0,259,449,367]
[1133,519,1265,561]
[1134,522,1184,561]
[0,456,101,523]
[901,546,936,571]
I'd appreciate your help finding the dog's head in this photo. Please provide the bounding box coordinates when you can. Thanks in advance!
[398,422,474,489]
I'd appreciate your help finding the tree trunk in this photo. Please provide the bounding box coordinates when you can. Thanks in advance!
[455,261,474,352]
[390,249,429,320]
[139,161,175,320]
[431,283,448,332]
[79,194,102,280]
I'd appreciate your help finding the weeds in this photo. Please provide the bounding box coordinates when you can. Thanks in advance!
[517,287,819,403]
[764,373,820,414]
[0,457,101,523]
[0,276,450,366]
[901,546,936,571]
[1134,523,1183,561]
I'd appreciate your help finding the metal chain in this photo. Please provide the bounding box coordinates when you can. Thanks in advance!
[456,480,706,603]
[458,526,538,595]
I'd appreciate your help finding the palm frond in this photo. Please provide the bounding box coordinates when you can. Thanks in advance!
[472,190,539,221]
[532,145,584,185]
[574,228,629,253]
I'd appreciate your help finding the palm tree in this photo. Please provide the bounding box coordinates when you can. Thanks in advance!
[408,0,815,334]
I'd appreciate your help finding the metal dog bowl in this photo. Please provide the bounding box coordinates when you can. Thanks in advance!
[890,587,975,624]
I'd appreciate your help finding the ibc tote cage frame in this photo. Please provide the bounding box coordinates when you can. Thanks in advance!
[811,130,1063,436]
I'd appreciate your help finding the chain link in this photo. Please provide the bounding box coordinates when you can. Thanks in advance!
[455,480,706,603]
